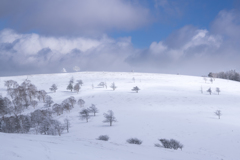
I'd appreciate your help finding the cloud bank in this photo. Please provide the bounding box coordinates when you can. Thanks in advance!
[0,10,240,76]
[0,0,151,36]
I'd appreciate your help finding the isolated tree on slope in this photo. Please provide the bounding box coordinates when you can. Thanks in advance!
[98,82,105,88]
[215,110,221,119]
[50,84,58,92]
[132,86,140,93]
[88,104,99,116]
[103,110,117,126]
[67,83,73,92]
[110,82,117,91]
[79,109,90,122]
[74,83,80,93]
[216,87,220,95]
[207,88,212,95]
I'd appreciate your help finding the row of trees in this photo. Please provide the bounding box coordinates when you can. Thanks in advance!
[208,70,240,82]
[67,77,83,93]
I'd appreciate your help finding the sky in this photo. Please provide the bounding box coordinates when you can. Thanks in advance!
[0,0,240,76]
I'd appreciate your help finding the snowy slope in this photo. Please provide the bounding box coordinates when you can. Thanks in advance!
[0,72,240,160]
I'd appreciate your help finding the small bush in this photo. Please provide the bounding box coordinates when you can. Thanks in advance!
[97,135,109,141]
[158,139,183,150]
[154,143,162,147]
[127,138,142,145]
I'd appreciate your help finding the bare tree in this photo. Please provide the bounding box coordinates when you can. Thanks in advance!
[31,100,38,109]
[110,82,117,91]
[74,83,80,93]
[215,110,221,119]
[64,118,71,133]
[105,82,107,89]
[79,109,90,122]
[103,110,117,126]
[216,87,220,95]
[50,84,58,92]
[88,104,99,116]
[203,77,207,83]
[207,88,212,95]
[132,86,140,93]
[78,99,85,107]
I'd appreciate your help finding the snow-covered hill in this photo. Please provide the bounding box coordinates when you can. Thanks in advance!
[1,72,240,160]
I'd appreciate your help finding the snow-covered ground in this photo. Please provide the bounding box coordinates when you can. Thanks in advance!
[0,72,240,160]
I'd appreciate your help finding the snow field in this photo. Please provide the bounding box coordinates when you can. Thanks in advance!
[0,72,240,160]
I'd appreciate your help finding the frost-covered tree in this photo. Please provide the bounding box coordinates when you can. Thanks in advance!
[98,82,105,88]
[103,110,117,126]
[74,83,80,93]
[105,82,107,89]
[110,82,117,91]
[67,83,73,92]
[132,86,140,93]
[200,86,203,94]
[92,84,94,89]
[79,109,90,122]
[0,97,9,118]
[44,95,54,108]
[37,90,47,102]
[30,100,38,109]
[4,80,19,89]
[207,88,212,95]
[62,101,72,112]
[50,84,58,92]
[215,110,221,119]
[88,104,99,116]
[64,118,71,133]
[66,96,76,108]
[77,80,83,86]
[78,98,85,107]
[73,66,80,72]
[52,103,63,116]
[54,120,65,136]
[62,68,67,72]
[216,87,220,95]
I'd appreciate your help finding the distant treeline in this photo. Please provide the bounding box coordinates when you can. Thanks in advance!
[208,70,240,82]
